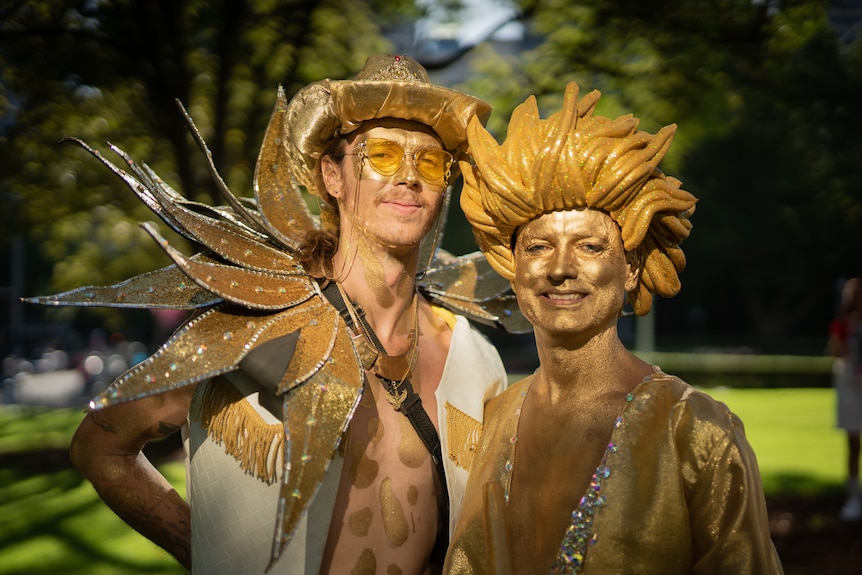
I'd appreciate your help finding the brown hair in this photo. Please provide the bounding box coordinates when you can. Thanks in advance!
[295,137,345,279]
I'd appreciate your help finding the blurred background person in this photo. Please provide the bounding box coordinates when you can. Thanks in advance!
[828,276,862,522]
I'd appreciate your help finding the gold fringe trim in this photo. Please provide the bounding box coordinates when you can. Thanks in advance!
[445,401,483,471]
[198,377,284,485]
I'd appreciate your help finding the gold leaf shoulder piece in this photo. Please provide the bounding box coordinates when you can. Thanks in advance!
[21,259,220,309]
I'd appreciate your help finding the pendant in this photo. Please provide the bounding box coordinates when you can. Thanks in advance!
[384,384,407,410]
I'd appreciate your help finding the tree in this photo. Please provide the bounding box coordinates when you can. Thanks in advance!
[0,0,415,353]
[463,0,862,346]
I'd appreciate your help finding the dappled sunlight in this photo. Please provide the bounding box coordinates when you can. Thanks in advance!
[0,407,187,575]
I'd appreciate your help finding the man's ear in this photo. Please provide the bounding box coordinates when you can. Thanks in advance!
[320,155,343,199]
[624,249,643,293]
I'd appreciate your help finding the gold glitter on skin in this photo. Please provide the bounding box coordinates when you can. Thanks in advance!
[348,507,373,537]
[349,434,379,489]
[460,80,697,317]
[380,476,409,547]
[327,122,447,290]
[368,417,384,444]
[397,412,428,468]
[351,548,376,575]
[512,210,638,340]
[407,485,418,505]
[359,387,375,409]
[98,460,128,482]
[387,565,403,575]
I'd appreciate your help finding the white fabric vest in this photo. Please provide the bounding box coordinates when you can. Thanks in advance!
[185,315,506,574]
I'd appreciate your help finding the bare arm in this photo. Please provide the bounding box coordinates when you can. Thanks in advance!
[70,384,196,570]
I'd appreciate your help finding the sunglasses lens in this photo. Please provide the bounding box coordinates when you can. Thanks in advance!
[415,149,452,183]
[361,139,453,184]
[364,139,404,175]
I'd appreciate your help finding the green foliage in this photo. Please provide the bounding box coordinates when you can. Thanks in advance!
[679,5,862,339]
[1,0,409,347]
[4,0,861,349]
[468,0,862,341]
[0,405,83,453]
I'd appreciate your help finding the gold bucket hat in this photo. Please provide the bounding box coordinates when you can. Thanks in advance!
[282,54,492,201]
[460,81,698,316]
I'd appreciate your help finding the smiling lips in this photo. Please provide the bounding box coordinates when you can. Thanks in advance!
[543,291,588,304]
[380,193,423,212]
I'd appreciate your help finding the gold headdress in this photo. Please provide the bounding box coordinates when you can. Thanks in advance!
[460,81,697,315]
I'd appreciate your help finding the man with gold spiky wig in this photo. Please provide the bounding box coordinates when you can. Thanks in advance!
[443,82,784,574]
[27,55,529,574]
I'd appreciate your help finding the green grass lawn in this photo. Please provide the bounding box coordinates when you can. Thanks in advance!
[704,386,845,495]
[0,406,187,575]
[0,385,848,574]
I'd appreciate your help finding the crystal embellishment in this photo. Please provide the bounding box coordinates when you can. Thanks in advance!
[365,55,420,82]
[550,443,614,574]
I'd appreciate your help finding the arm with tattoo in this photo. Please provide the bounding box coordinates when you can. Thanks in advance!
[70,385,196,570]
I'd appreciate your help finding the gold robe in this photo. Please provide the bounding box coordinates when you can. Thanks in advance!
[445,368,784,575]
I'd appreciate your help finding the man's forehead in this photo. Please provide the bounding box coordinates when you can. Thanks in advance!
[519,208,621,238]
[349,118,444,147]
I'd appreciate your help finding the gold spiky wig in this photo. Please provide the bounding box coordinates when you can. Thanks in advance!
[460,81,697,316]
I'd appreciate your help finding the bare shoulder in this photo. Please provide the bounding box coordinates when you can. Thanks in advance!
[417,299,453,358]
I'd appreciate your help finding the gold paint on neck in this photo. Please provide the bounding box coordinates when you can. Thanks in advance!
[337,282,420,386]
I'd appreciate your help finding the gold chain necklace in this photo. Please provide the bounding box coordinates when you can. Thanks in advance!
[336,283,420,409]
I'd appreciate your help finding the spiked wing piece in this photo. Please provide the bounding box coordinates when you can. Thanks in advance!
[418,252,531,334]
[24,90,527,565]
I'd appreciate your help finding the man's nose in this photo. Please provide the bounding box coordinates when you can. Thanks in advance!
[548,250,578,280]
[393,153,421,186]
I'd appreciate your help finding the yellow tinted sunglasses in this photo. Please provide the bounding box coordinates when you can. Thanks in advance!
[350,138,453,186]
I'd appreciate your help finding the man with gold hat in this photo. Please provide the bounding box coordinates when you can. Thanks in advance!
[443,82,784,574]
[32,55,518,574]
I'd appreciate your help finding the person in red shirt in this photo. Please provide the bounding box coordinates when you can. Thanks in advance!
[828,276,862,521]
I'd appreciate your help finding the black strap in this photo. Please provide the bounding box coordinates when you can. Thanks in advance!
[379,377,445,471]
[321,281,450,557]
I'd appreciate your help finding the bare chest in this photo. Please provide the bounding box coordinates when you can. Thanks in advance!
[319,375,442,575]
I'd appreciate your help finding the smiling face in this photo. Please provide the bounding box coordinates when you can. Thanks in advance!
[512,208,640,343]
[322,119,448,252]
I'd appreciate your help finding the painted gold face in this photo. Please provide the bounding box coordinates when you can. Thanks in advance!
[322,119,447,250]
[511,208,639,342]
